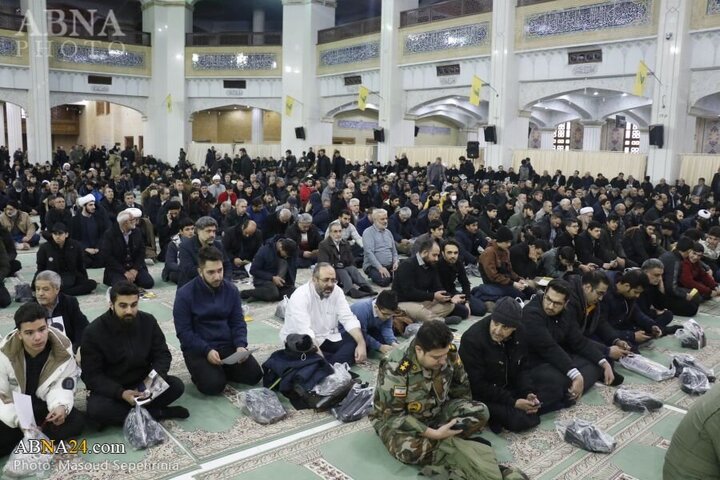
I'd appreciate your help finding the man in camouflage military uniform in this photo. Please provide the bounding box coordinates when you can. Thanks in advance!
[371,320,527,480]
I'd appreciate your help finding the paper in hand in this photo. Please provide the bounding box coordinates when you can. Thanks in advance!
[222,347,258,365]
[135,369,170,406]
[13,391,36,429]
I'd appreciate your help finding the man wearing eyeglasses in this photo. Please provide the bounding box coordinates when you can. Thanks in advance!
[281,263,367,365]
[522,279,619,413]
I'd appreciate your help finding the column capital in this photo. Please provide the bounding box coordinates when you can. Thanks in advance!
[282,0,337,7]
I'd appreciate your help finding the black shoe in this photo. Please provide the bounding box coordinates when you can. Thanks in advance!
[359,284,375,294]
[349,288,372,299]
[610,371,624,386]
[444,316,462,325]
[240,289,253,300]
[663,324,682,335]
[158,406,190,420]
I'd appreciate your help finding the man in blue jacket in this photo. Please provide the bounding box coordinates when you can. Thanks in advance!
[348,290,400,355]
[177,216,232,288]
[241,236,298,302]
[174,246,263,395]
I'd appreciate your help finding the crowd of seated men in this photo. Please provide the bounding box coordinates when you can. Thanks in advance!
[1,145,720,463]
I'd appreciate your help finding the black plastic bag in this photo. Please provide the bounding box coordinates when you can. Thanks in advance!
[672,354,716,382]
[243,388,287,424]
[679,367,711,395]
[613,388,663,413]
[556,419,616,453]
[331,384,374,422]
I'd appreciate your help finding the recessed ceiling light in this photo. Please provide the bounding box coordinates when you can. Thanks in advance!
[593,91,599,96]
[621,93,628,97]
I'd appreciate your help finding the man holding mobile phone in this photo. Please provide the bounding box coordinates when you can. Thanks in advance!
[392,238,461,325]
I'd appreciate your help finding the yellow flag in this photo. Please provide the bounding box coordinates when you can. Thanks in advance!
[358,85,369,111]
[469,75,482,106]
[633,61,650,97]
[285,95,295,117]
[165,94,172,113]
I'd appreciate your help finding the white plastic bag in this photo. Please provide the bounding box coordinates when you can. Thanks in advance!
[123,405,167,449]
[675,319,707,349]
[274,295,289,320]
[242,388,287,424]
[2,427,54,478]
[680,367,711,395]
[555,419,616,453]
[618,354,675,381]
[312,362,353,397]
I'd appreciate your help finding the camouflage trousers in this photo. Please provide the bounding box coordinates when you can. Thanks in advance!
[379,398,489,466]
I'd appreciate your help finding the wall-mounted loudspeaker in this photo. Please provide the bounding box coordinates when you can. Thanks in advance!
[295,127,306,140]
[649,124,663,148]
[414,126,420,137]
[484,125,497,144]
[373,128,385,143]
[466,141,480,159]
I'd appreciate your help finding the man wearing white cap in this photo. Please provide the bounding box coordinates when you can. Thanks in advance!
[70,194,108,268]
[100,208,154,289]
[208,175,226,199]
[578,206,594,231]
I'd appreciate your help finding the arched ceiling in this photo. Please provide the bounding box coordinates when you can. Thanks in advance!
[407,95,486,129]
[526,88,652,129]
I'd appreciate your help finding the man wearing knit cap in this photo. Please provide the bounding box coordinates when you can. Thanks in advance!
[460,297,540,433]
[100,208,154,289]
[71,194,108,268]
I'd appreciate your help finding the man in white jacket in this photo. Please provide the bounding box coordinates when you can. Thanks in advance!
[0,303,84,456]
[280,263,367,365]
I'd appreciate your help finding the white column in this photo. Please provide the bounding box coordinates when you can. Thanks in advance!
[251,107,264,144]
[540,128,555,150]
[6,103,23,154]
[21,0,51,163]
[185,114,194,148]
[639,128,649,153]
[142,0,191,165]
[281,0,335,153]
[646,0,693,182]
[378,0,418,164]
[581,122,603,151]
[485,0,527,169]
[0,103,6,147]
[253,9,265,45]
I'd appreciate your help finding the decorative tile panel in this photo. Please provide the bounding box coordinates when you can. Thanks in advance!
[319,41,379,67]
[404,23,489,55]
[709,0,720,15]
[0,37,18,57]
[524,0,651,38]
[337,119,378,130]
[54,43,145,68]
[191,52,278,71]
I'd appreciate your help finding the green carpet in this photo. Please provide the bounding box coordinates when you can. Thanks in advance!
[0,249,717,480]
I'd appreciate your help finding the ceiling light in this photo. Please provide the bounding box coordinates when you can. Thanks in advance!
[621,93,628,97]
[593,91,599,96]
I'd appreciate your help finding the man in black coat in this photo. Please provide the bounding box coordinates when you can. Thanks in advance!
[81,281,188,426]
[33,270,89,353]
[437,239,486,317]
[316,148,332,179]
[239,148,253,180]
[71,194,108,269]
[460,298,540,433]
[35,222,97,296]
[318,220,373,298]
[391,237,460,323]
[100,208,154,289]
[285,213,321,268]
[332,150,346,178]
[242,236,298,302]
[222,220,262,278]
[156,200,184,262]
[521,279,617,412]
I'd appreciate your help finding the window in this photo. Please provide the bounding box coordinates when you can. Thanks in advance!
[623,123,640,153]
[553,121,571,150]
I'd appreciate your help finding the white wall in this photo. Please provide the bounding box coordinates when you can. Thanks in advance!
[78,101,144,149]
